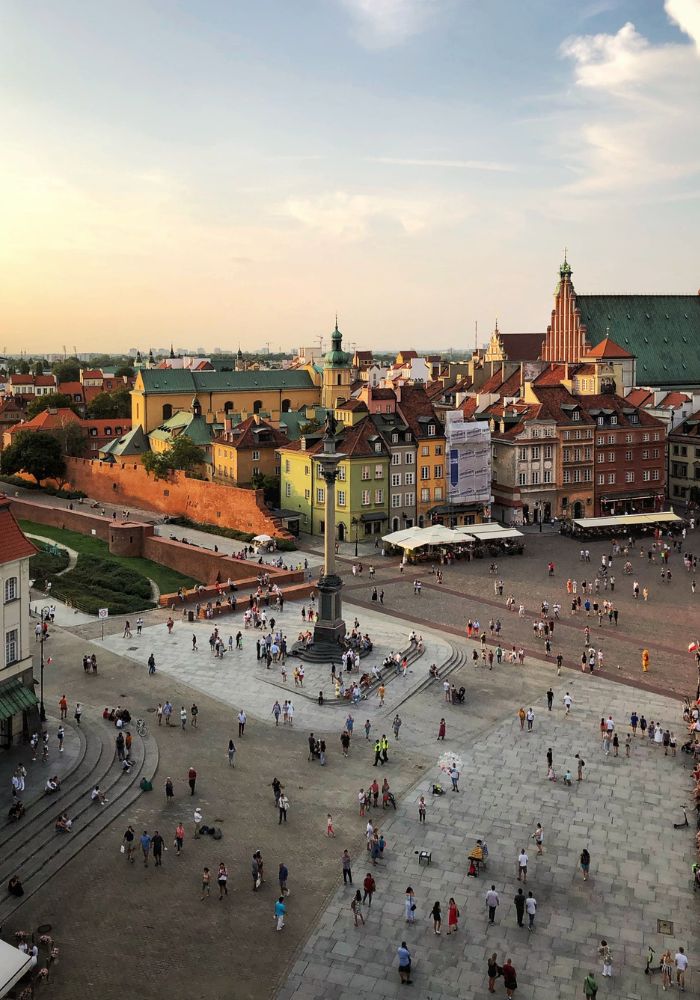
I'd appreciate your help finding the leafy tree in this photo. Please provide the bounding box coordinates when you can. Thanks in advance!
[52,359,81,383]
[54,422,87,459]
[142,436,206,480]
[251,472,280,507]
[87,389,131,418]
[114,364,135,378]
[141,450,172,481]
[26,393,77,419]
[1,431,66,485]
[18,360,30,375]
[33,361,45,376]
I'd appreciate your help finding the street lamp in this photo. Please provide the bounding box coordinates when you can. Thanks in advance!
[351,516,359,558]
[39,605,50,722]
[667,407,675,508]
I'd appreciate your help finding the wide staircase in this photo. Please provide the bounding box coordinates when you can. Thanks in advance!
[0,711,158,925]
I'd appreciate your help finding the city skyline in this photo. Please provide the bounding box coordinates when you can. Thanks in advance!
[1,0,699,354]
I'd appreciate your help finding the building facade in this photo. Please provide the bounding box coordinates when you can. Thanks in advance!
[667,410,700,512]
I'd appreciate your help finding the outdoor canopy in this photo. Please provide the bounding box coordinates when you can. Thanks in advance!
[572,511,681,530]
[0,940,35,998]
[382,525,475,549]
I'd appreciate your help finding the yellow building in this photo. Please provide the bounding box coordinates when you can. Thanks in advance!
[395,386,447,527]
[212,415,288,485]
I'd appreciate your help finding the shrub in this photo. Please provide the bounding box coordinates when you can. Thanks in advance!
[29,549,70,589]
[46,554,155,614]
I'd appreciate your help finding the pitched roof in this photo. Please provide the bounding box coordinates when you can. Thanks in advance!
[0,496,37,563]
[279,415,390,459]
[137,368,315,394]
[657,391,691,409]
[212,416,289,450]
[672,409,700,440]
[396,385,444,439]
[576,294,700,386]
[12,408,82,432]
[625,388,653,408]
[336,398,368,413]
[9,375,35,386]
[34,375,57,386]
[57,381,85,398]
[99,425,148,457]
[582,335,633,359]
[497,333,546,361]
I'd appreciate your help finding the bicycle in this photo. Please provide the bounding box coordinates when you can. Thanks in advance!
[136,719,148,738]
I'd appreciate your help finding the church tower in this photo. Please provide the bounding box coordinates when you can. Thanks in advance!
[540,255,588,363]
[321,318,352,410]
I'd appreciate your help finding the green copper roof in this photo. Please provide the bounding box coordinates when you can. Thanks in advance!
[577,294,700,387]
[138,369,315,394]
[324,321,352,369]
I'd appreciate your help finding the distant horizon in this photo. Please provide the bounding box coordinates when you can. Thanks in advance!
[1,1,698,354]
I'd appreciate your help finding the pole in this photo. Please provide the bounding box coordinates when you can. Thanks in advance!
[39,631,46,723]
[354,521,358,558]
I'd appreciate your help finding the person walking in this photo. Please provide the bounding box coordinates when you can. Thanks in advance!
[175,822,184,855]
[193,807,203,839]
[397,942,412,985]
[598,940,612,977]
[576,754,585,781]
[485,885,499,924]
[533,823,544,855]
[238,709,247,737]
[326,813,335,837]
[165,776,174,803]
[404,887,416,923]
[447,897,459,934]
[502,958,517,998]
[179,706,187,730]
[123,825,135,863]
[74,702,82,726]
[513,888,525,927]
[583,972,598,998]
[190,703,198,728]
[188,766,197,795]
[517,848,528,883]
[525,891,536,930]
[450,763,460,792]
[201,867,211,900]
[152,830,164,867]
[227,739,236,766]
[274,895,286,931]
[147,653,156,675]
[437,718,446,741]
[418,795,426,823]
[526,708,534,732]
[351,890,365,927]
[580,847,591,880]
[217,862,228,899]
[140,830,151,867]
[342,850,353,884]
[430,900,442,934]
[363,872,375,907]
[278,790,289,823]
[59,694,68,720]
[278,862,289,896]
[546,688,554,710]
[487,953,501,993]
[675,947,689,991]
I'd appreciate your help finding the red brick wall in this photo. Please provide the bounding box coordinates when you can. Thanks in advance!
[58,457,286,536]
[143,535,305,587]
[9,498,112,540]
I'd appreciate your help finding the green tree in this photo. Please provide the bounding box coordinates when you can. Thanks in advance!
[18,360,30,375]
[33,361,44,376]
[141,450,172,481]
[52,359,81,383]
[114,364,135,378]
[1,431,66,485]
[53,422,87,459]
[251,472,281,507]
[87,388,131,418]
[26,393,77,419]
[142,436,206,480]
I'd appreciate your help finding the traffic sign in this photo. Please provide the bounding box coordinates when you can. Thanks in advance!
[98,608,109,620]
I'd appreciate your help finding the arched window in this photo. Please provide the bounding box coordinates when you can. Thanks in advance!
[253,399,263,415]
[224,401,234,414]
[281,398,291,413]
[162,403,173,420]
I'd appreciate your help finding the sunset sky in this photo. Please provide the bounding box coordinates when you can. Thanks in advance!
[1,0,699,355]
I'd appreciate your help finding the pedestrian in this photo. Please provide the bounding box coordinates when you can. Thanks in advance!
[147,653,156,675]
[450,763,460,792]
[612,733,619,756]
[59,694,68,720]
[525,891,536,930]
[274,895,286,931]
[502,958,517,998]
[326,813,335,837]
[175,822,184,855]
[217,862,228,899]
[514,888,525,927]
[251,852,261,891]
[598,940,612,977]
[201,867,211,900]
[675,947,688,991]
[351,890,365,927]
[397,942,412,985]
[526,708,534,731]
[485,884,499,924]
[193,806,202,839]
[152,830,164,867]
[191,703,198,728]
[418,795,426,823]
[564,691,572,714]
[342,850,352,884]
[518,706,526,730]
[227,739,236,766]
[430,900,442,934]
[156,703,163,726]
[487,952,502,993]
[278,862,289,896]
[192,633,197,651]
[580,847,591,880]
[517,848,528,883]
[188,766,197,795]
[533,823,544,855]
[364,719,371,740]
[404,887,416,923]
[437,718,446,741]
[363,872,375,907]
[447,896,459,934]
[625,734,631,757]
[392,714,402,739]
[180,706,187,730]
[165,776,174,802]
[546,688,554,710]
[238,709,246,736]
[278,790,289,823]
[140,830,151,866]
[74,702,82,726]
[123,825,135,862]
[583,972,598,998]
[576,754,585,781]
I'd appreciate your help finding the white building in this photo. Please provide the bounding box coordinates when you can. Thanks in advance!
[0,497,37,747]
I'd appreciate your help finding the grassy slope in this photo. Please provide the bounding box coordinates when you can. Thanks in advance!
[19,520,200,593]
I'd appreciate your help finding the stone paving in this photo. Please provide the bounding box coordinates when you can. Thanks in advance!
[279,669,698,999]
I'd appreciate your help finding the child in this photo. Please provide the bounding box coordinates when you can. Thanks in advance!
[447,897,459,933]
[326,813,335,838]
[563,769,573,786]
[467,859,478,878]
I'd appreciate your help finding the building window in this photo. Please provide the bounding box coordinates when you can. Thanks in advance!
[597,473,604,485]
[435,445,443,456]
[584,447,592,460]
[573,469,581,483]
[421,487,430,502]
[392,473,402,487]
[421,445,429,456]
[543,470,552,484]
[652,469,660,480]
[643,470,651,482]
[584,468,592,482]
[374,489,383,504]
[404,472,415,486]
[252,467,260,478]
[625,434,633,443]
[610,415,617,425]
[404,492,415,506]
[653,432,660,441]
[625,450,632,460]
[625,471,634,483]
[391,452,401,466]
[518,447,528,461]
[405,452,414,464]
[285,482,291,497]
[252,450,260,462]
[361,490,370,506]
[543,445,552,459]
[337,490,346,506]
[391,493,402,508]
[362,466,370,480]
[304,489,310,500]
[563,470,571,484]
[392,433,399,443]
[608,473,615,484]
[316,487,325,503]
[652,449,659,458]
[531,446,540,460]
[5,628,18,666]
[572,410,580,421]
[642,449,649,460]
[375,465,383,478]
[518,472,527,486]
[427,424,436,436]
[4,577,18,603]
[608,452,615,463]
[305,465,310,476]
[531,470,540,485]
[434,486,443,501]
[337,466,346,481]
[597,452,605,463]
[642,433,650,442]
[420,466,430,480]
[434,465,443,479]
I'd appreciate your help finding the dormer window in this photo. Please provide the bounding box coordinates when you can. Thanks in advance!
[392,433,399,443]
[597,416,604,426]
[427,424,436,437]
[374,442,382,453]
[571,410,580,422]
[610,415,617,426]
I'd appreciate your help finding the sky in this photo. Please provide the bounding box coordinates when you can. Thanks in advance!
[1,0,699,356]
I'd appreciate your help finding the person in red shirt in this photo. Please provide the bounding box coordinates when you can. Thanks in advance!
[188,767,197,795]
[363,872,375,907]
[502,959,517,999]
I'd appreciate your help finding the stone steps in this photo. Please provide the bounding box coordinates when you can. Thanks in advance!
[390,639,468,713]
[0,713,158,925]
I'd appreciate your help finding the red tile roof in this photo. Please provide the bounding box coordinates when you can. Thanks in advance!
[0,496,37,563]
[34,375,57,386]
[7,408,82,435]
[57,381,85,398]
[657,391,691,409]
[583,336,633,359]
[213,415,288,450]
[497,333,545,361]
[625,388,653,408]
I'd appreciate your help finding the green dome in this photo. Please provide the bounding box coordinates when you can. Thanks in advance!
[324,319,351,368]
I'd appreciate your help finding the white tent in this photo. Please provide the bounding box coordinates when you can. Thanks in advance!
[383,525,473,549]
[252,534,274,543]
[382,526,422,546]
[0,940,35,998]
[455,523,524,541]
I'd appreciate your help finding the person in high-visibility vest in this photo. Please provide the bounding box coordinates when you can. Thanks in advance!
[642,648,650,672]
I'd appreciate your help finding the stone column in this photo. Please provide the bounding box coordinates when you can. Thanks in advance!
[313,439,346,646]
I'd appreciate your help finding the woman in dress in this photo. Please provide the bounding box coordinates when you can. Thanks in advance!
[404,887,416,923]
[447,897,459,934]
[661,948,673,991]
[430,900,442,934]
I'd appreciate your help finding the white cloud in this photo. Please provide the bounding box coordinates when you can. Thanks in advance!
[557,1,700,194]
[370,156,515,172]
[277,190,453,239]
[339,0,436,49]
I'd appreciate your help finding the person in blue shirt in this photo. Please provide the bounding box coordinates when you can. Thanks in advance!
[397,942,412,984]
[140,830,151,867]
[274,896,286,931]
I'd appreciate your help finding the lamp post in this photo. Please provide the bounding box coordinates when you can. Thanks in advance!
[351,516,359,558]
[39,605,50,722]
[667,407,675,508]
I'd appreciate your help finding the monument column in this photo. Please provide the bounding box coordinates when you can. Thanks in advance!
[313,429,347,647]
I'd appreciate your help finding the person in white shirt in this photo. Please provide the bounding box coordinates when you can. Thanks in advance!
[563,693,573,714]
[525,892,537,931]
[675,947,689,990]
[485,886,499,924]
[517,850,528,883]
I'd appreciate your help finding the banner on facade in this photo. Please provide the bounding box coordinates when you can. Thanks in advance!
[445,413,491,504]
